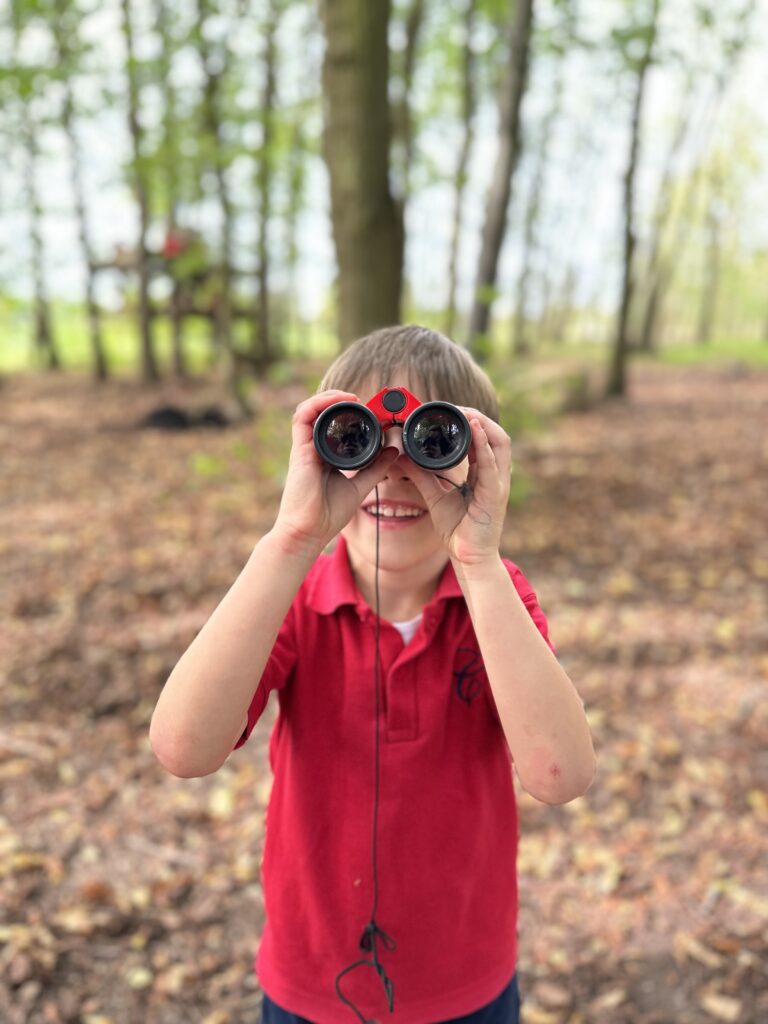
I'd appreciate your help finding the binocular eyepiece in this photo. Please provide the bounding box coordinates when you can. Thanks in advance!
[313,386,472,472]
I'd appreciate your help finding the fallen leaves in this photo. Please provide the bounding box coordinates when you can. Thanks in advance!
[2,365,767,1022]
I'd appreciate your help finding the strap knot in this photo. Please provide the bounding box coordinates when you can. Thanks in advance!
[359,921,397,954]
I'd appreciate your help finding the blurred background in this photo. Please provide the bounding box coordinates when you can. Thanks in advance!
[1,0,767,385]
[1,1,767,1023]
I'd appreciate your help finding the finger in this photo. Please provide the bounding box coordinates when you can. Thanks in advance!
[457,407,506,444]
[402,460,453,510]
[292,391,361,449]
[347,446,400,501]
[460,407,511,475]
[468,417,498,473]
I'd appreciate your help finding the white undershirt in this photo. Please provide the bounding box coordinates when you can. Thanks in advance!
[391,612,423,646]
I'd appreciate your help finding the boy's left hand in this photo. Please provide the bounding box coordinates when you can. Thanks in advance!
[404,407,511,567]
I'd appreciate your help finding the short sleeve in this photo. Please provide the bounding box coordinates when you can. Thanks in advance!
[507,563,557,656]
[233,604,297,750]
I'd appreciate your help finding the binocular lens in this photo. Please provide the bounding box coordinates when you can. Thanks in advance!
[318,408,378,465]
[405,407,469,467]
[314,397,470,470]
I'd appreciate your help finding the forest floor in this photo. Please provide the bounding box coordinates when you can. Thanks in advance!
[1,360,766,1024]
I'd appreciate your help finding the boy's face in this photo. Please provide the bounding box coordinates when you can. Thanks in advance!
[339,372,470,573]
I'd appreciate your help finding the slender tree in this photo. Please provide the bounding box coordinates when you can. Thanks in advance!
[390,0,426,207]
[52,0,107,380]
[120,0,159,381]
[695,165,725,346]
[154,0,187,377]
[512,63,564,357]
[284,110,309,341]
[320,0,404,345]
[3,3,60,370]
[512,0,576,357]
[252,0,282,367]
[467,0,534,361]
[606,0,660,398]
[194,0,245,406]
[636,0,756,351]
[444,0,477,338]
[635,84,696,354]
[21,115,60,371]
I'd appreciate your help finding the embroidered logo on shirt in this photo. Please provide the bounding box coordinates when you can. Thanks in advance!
[454,647,487,705]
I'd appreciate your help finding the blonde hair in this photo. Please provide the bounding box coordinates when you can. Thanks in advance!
[318,325,499,422]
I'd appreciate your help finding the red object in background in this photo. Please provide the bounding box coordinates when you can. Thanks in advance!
[162,231,185,259]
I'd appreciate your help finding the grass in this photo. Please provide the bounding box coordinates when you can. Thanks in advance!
[650,337,768,368]
[3,300,767,381]
[0,301,341,376]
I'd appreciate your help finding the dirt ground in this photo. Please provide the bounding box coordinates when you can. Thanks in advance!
[1,361,766,1024]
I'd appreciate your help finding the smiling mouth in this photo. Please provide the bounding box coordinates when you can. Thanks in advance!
[363,506,427,520]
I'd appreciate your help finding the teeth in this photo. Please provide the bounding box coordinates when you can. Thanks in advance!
[366,507,423,518]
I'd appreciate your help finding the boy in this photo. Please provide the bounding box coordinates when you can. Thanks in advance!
[149,325,596,1023]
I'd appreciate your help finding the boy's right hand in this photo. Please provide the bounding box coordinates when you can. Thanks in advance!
[270,391,400,559]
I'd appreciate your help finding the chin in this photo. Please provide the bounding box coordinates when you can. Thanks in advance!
[344,516,440,564]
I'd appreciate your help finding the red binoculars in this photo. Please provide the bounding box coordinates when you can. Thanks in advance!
[313,386,472,471]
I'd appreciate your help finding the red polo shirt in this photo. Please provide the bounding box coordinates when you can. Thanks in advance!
[234,535,555,1023]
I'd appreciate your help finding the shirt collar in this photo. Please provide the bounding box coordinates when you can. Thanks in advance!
[305,533,464,615]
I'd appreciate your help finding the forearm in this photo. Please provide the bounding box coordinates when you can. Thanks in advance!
[149,529,318,777]
[453,554,596,804]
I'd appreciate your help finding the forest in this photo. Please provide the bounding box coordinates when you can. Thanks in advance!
[1,0,766,392]
[1,0,767,1022]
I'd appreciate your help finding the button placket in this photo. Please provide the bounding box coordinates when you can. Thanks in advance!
[384,603,446,741]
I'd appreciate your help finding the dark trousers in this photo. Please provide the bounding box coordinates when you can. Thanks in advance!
[260,973,520,1024]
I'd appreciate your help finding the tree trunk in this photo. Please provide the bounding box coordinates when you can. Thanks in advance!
[196,0,246,410]
[9,3,59,371]
[635,87,694,354]
[285,115,307,344]
[120,0,159,381]
[253,0,280,367]
[321,0,404,346]
[467,0,534,361]
[391,0,425,206]
[444,0,477,339]
[21,121,59,371]
[638,272,662,353]
[513,60,564,358]
[155,0,186,378]
[696,182,722,346]
[53,0,108,380]
[606,0,659,399]
[643,73,733,352]
[550,264,577,345]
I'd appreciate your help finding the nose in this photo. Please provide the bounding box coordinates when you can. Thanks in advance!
[382,427,413,479]
[384,426,405,455]
[382,428,417,483]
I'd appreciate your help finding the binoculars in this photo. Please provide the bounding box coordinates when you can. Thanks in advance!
[313,386,472,471]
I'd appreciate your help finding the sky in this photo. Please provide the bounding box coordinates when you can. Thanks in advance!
[0,0,766,325]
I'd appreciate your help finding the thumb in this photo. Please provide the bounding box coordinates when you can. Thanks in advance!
[348,447,400,502]
[402,461,452,510]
